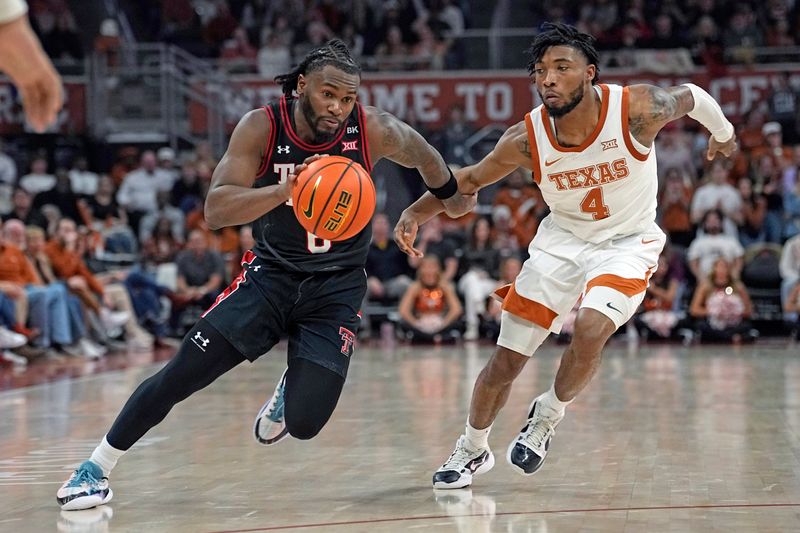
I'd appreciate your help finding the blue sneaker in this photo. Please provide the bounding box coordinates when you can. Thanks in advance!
[253,368,289,445]
[57,461,113,511]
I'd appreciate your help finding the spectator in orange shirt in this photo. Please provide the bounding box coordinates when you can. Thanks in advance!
[0,219,81,353]
[44,218,130,335]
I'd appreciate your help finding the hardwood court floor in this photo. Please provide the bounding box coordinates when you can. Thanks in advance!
[2,339,800,532]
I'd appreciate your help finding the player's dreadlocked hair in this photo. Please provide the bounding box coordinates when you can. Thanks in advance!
[275,39,361,97]
[525,22,600,84]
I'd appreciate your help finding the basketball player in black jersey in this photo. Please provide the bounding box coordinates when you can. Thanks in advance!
[57,39,474,511]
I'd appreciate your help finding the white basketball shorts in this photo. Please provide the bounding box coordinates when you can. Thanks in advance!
[496,216,665,356]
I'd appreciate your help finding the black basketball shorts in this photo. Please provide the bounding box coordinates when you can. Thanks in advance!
[201,251,366,378]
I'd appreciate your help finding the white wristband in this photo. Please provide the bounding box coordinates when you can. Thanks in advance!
[683,83,734,143]
[0,0,27,25]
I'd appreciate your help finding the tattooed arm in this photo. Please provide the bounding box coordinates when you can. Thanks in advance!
[627,84,737,160]
[365,107,474,217]
[393,120,533,257]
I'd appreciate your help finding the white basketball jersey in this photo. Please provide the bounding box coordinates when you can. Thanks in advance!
[525,84,658,243]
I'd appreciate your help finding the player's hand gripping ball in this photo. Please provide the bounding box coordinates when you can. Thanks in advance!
[292,156,376,241]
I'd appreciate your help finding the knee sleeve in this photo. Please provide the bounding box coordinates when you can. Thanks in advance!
[107,319,245,450]
[284,358,345,440]
[497,310,550,356]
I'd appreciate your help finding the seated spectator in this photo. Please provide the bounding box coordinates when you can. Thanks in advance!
[116,151,175,235]
[780,233,800,319]
[374,25,409,70]
[408,216,459,281]
[44,218,130,338]
[32,167,83,223]
[658,167,694,248]
[750,153,785,243]
[689,257,757,344]
[687,209,745,281]
[3,187,48,229]
[139,190,185,244]
[68,157,100,197]
[257,30,291,79]
[751,121,793,175]
[690,160,741,236]
[19,156,55,195]
[656,127,696,182]
[492,168,546,247]
[410,20,448,70]
[142,217,183,267]
[633,248,687,340]
[784,280,800,339]
[457,216,501,341]
[171,161,204,214]
[82,175,127,228]
[737,176,767,247]
[363,213,413,333]
[434,104,475,166]
[156,147,180,184]
[171,230,224,333]
[221,26,257,72]
[398,256,463,343]
[0,220,99,357]
[24,225,105,358]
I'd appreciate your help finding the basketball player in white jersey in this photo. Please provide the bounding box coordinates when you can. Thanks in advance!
[394,23,737,489]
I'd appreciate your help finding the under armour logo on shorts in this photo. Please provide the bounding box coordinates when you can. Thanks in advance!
[192,331,211,351]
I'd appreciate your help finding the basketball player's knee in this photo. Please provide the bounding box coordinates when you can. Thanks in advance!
[483,348,527,386]
[286,416,325,440]
[572,310,615,349]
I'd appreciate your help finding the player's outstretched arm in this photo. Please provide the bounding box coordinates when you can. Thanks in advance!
[627,83,737,160]
[206,110,289,230]
[393,121,532,257]
[0,5,63,132]
[365,108,475,218]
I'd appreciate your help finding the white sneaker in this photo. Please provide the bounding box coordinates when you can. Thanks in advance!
[1,350,28,366]
[100,308,129,331]
[253,368,289,446]
[0,326,27,349]
[79,338,107,359]
[57,461,112,511]
[506,394,564,475]
[432,435,495,489]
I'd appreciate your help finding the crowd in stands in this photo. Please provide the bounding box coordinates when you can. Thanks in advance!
[2,71,800,364]
[30,1,800,73]
[1,1,799,367]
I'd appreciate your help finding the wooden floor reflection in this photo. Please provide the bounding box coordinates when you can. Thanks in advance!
[2,339,800,532]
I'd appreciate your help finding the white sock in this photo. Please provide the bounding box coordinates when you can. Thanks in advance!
[540,383,573,416]
[464,421,492,450]
[89,436,126,477]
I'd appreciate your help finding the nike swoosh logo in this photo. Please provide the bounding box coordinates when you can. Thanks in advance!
[641,238,659,245]
[544,157,563,167]
[606,302,623,314]
[302,176,323,218]
[467,453,487,473]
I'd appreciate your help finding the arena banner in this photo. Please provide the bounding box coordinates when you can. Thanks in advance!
[0,80,87,134]
[189,69,800,134]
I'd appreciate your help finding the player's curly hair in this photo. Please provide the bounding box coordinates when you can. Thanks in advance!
[525,22,600,84]
[275,39,361,96]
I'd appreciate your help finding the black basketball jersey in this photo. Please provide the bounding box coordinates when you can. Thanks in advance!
[251,96,374,272]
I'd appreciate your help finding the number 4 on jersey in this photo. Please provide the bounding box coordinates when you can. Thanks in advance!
[580,187,610,220]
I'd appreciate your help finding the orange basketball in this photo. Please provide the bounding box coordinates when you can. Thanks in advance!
[292,156,376,242]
